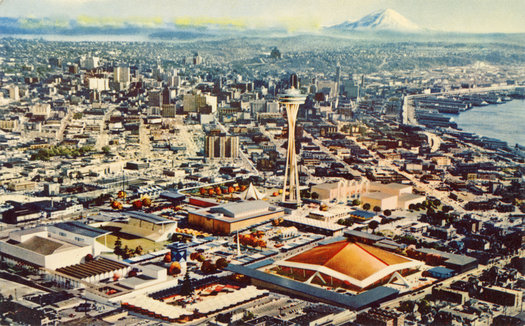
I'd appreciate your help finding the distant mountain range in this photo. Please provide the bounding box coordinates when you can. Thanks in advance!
[0,10,522,41]
[326,9,423,33]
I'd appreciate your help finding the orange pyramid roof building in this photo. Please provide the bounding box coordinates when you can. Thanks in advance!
[276,240,422,291]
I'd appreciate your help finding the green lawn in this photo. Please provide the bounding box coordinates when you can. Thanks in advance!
[97,230,169,254]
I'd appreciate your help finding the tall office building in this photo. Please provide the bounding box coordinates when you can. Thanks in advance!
[162,87,172,105]
[266,101,280,113]
[280,75,306,206]
[182,94,217,114]
[32,103,51,119]
[341,79,359,99]
[148,90,163,107]
[88,78,109,91]
[205,134,239,160]
[113,66,130,91]
[68,64,79,74]
[193,53,203,65]
[335,63,341,96]
[48,57,62,67]
[169,75,181,87]
[250,100,266,116]
[8,85,19,101]
[80,56,100,70]
[114,66,130,83]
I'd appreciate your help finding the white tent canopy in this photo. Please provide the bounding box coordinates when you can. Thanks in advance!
[240,183,265,200]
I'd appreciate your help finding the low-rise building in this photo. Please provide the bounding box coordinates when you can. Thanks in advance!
[361,192,398,210]
[479,285,523,308]
[115,211,178,242]
[48,221,112,256]
[433,286,469,304]
[308,206,353,223]
[356,308,405,326]
[360,182,425,210]
[0,227,93,270]
[311,179,369,202]
[284,215,345,236]
[188,200,285,234]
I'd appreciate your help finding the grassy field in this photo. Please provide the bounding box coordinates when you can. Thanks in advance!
[97,227,169,253]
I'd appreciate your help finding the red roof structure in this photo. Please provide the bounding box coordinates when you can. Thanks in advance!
[277,240,422,290]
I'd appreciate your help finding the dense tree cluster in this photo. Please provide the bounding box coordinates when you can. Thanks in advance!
[30,145,93,161]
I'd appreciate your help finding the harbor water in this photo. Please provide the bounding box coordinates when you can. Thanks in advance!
[447,99,525,147]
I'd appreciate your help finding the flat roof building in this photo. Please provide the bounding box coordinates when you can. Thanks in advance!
[111,212,178,242]
[345,229,385,244]
[55,257,131,288]
[0,227,93,270]
[188,200,285,235]
[360,192,398,211]
[308,206,353,223]
[415,248,478,273]
[348,210,377,222]
[283,215,345,236]
[48,221,111,256]
[159,191,186,205]
[311,179,369,202]
[360,182,425,211]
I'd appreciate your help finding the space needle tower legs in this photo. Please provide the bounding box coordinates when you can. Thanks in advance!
[280,76,306,207]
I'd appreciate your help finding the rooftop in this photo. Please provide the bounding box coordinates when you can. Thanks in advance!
[53,221,110,238]
[428,266,455,274]
[398,193,425,201]
[123,211,175,225]
[159,191,186,201]
[383,183,412,190]
[345,229,385,241]
[417,248,477,267]
[362,192,397,200]
[312,182,341,190]
[283,241,411,281]
[191,200,283,222]
[56,257,129,279]
[310,206,352,217]
[12,235,77,255]
[349,210,377,219]
[225,263,399,310]
[209,200,271,219]
[284,215,345,232]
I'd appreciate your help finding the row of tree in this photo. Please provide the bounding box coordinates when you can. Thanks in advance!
[113,237,144,259]
[398,299,432,315]
[408,199,443,211]
[187,252,229,274]
[198,184,246,197]
[30,145,93,161]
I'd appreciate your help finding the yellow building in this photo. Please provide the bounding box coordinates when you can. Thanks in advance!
[0,119,18,131]
[311,180,369,202]
[182,93,217,114]
[360,192,398,211]
[431,156,451,167]
[361,183,425,210]
[7,180,36,192]
[119,212,177,242]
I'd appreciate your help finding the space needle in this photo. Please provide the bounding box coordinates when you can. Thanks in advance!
[280,74,306,206]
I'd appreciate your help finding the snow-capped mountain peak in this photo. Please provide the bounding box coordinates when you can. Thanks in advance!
[329,9,422,32]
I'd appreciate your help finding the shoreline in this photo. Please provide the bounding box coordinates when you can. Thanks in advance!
[444,98,525,147]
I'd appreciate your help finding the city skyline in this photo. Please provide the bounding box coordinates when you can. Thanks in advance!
[0,0,524,34]
[0,1,524,322]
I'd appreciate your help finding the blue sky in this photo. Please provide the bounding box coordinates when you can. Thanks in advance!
[1,0,524,33]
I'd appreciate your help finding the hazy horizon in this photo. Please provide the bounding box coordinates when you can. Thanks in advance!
[0,0,524,34]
